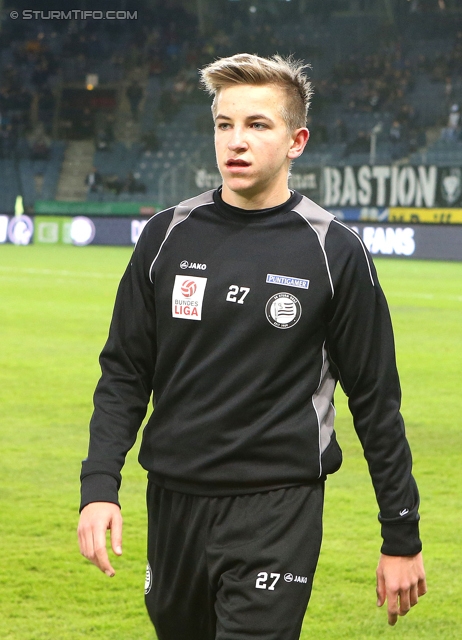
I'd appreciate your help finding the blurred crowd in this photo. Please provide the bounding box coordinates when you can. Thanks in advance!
[1,3,462,165]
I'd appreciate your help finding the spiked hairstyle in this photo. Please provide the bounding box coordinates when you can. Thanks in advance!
[200,53,313,132]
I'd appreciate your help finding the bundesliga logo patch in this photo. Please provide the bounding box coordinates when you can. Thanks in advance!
[172,275,207,320]
[265,292,302,329]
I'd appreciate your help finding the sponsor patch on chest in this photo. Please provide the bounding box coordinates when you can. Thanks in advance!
[172,275,207,320]
[266,274,310,290]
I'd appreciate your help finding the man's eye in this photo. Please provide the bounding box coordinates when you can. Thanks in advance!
[252,123,267,130]
[217,123,231,130]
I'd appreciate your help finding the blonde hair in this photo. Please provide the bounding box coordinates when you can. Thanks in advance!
[200,53,312,132]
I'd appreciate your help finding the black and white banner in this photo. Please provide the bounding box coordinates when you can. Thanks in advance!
[193,166,322,201]
[193,164,462,209]
[322,165,462,208]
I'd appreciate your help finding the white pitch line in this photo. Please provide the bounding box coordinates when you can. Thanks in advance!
[389,292,462,302]
[1,266,460,300]
[0,266,121,279]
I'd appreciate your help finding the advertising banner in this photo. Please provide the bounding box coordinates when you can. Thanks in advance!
[35,216,73,244]
[0,215,34,245]
[328,207,390,222]
[192,165,462,219]
[322,165,462,209]
[0,216,150,247]
[30,215,461,261]
[325,207,462,224]
[0,215,8,243]
[388,208,462,224]
[289,169,321,200]
[346,222,462,261]
[2,212,462,260]
[34,200,161,216]
[193,166,322,202]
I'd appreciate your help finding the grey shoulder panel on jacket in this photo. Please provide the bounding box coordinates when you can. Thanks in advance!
[292,195,335,250]
[166,189,216,235]
[293,197,375,288]
[149,190,215,282]
[292,196,336,297]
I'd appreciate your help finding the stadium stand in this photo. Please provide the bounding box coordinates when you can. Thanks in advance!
[0,1,462,209]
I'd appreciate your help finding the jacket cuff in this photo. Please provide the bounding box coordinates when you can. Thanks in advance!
[80,473,120,512]
[381,521,422,556]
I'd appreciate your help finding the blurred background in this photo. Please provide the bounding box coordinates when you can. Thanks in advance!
[1,5,461,638]
[0,0,462,234]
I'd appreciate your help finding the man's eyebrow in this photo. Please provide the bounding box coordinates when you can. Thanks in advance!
[247,114,274,123]
[215,113,275,123]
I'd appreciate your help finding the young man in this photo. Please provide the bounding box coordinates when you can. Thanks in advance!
[78,54,426,639]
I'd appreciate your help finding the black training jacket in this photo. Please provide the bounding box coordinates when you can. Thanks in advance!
[80,189,421,556]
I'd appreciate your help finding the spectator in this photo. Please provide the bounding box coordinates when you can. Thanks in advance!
[389,120,408,159]
[159,88,180,122]
[141,130,160,153]
[29,123,51,160]
[444,76,453,104]
[309,121,328,145]
[389,120,402,143]
[0,123,17,158]
[79,108,94,139]
[441,103,460,140]
[409,127,427,152]
[104,115,116,146]
[126,81,143,121]
[105,174,124,196]
[124,171,146,194]
[85,167,103,193]
[448,103,460,130]
[95,128,110,152]
[331,118,348,144]
[37,88,55,128]
[346,130,370,155]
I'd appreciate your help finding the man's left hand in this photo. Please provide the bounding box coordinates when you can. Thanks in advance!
[376,552,427,625]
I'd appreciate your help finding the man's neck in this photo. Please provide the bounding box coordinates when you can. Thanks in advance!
[221,185,292,210]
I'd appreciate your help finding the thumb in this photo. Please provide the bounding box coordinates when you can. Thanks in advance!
[376,567,386,607]
[110,511,123,556]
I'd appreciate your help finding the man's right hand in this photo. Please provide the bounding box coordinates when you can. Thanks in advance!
[77,502,123,576]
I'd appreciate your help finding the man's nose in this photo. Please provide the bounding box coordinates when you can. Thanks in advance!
[227,127,248,151]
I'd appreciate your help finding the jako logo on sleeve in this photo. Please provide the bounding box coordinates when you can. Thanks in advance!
[172,275,207,320]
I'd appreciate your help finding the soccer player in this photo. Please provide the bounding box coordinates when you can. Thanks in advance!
[78,53,426,639]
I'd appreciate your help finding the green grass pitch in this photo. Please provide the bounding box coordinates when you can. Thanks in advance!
[0,244,461,639]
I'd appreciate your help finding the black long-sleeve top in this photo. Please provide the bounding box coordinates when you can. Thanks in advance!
[80,189,421,556]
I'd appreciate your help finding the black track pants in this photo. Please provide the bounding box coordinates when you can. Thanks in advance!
[145,482,324,640]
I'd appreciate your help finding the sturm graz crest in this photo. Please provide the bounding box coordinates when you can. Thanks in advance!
[440,168,462,205]
[265,292,302,329]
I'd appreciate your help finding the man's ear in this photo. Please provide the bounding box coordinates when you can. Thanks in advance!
[288,128,310,159]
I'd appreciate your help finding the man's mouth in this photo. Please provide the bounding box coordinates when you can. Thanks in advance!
[226,159,250,167]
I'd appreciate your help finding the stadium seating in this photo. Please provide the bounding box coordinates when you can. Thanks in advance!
[1,5,461,209]
[0,142,65,211]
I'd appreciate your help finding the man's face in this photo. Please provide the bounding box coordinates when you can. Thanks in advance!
[214,83,307,209]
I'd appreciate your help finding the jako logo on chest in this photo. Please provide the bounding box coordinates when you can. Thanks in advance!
[180,260,207,270]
